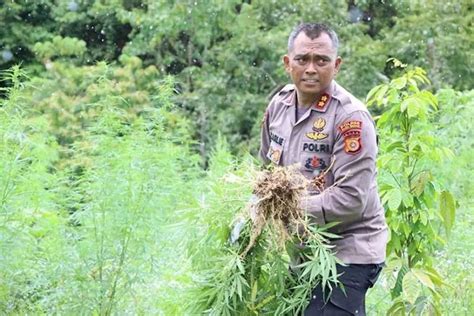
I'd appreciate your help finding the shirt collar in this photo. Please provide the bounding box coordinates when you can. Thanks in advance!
[280,81,337,113]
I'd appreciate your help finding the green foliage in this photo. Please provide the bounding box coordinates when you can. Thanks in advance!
[185,142,340,315]
[1,1,473,313]
[61,106,200,314]
[0,66,201,314]
[0,67,64,312]
[367,63,457,314]
[17,57,173,172]
[33,36,87,60]
[2,0,471,158]
[432,89,474,315]
[0,0,134,67]
[378,1,473,91]
[434,88,474,200]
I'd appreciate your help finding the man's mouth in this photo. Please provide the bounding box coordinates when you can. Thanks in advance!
[302,79,319,83]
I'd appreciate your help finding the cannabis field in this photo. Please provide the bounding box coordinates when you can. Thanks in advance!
[1,1,473,315]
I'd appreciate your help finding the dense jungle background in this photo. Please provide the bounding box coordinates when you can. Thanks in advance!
[1,0,472,314]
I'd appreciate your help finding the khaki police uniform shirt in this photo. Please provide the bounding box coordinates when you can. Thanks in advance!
[259,81,388,264]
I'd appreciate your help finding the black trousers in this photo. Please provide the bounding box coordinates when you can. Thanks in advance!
[304,263,384,316]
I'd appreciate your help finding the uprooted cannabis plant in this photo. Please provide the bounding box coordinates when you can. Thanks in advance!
[186,147,341,315]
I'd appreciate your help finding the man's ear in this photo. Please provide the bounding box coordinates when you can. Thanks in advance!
[283,55,290,73]
[334,56,342,74]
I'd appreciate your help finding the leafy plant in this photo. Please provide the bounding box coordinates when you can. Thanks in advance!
[367,62,456,315]
[0,66,64,313]
[0,66,201,314]
[186,142,340,315]
[33,36,87,60]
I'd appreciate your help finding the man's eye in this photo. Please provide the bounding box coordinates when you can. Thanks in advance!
[317,59,329,66]
[295,58,306,64]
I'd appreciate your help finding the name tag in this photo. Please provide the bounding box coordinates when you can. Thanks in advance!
[270,131,284,146]
[267,144,282,165]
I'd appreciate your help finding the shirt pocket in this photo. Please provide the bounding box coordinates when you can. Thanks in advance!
[299,140,332,177]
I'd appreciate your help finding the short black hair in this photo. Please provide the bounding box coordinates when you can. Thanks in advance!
[287,23,339,53]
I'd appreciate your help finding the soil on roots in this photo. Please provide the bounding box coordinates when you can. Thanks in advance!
[242,166,309,256]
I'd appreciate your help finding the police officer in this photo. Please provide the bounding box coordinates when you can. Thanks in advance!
[259,23,388,315]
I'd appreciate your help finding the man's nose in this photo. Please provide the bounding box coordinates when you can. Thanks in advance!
[305,61,317,74]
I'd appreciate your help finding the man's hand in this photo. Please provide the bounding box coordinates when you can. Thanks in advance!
[229,195,259,245]
[229,217,246,244]
[248,194,259,222]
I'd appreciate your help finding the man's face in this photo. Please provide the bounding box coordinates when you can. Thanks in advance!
[284,32,341,104]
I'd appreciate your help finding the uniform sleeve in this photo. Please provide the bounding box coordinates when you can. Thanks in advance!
[301,110,378,227]
[258,108,271,165]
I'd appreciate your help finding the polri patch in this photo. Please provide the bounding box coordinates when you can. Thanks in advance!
[344,136,361,154]
[338,120,362,133]
[338,120,363,154]
[302,142,331,153]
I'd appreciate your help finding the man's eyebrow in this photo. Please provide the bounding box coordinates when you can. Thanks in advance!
[293,53,331,59]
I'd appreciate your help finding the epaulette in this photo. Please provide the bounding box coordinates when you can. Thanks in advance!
[267,83,294,101]
[332,82,368,114]
[279,84,295,94]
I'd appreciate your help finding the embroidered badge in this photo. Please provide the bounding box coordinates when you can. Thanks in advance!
[338,120,362,133]
[304,156,327,173]
[306,131,328,140]
[306,117,328,140]
[312,117,326,131]
[338,120,363,154]
[344,136,361,153]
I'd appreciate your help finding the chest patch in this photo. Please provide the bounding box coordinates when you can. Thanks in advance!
[306,131,328,140]
[304,156,327,174]
[302,142,331,153]
[306,117,328,140]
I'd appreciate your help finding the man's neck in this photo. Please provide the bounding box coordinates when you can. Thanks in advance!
[296,92,320,109]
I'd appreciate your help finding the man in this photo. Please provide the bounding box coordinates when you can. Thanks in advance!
[259,23,388,315]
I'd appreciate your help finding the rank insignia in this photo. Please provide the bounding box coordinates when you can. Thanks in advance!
[314,93,330,109]
[306,131,328,140]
